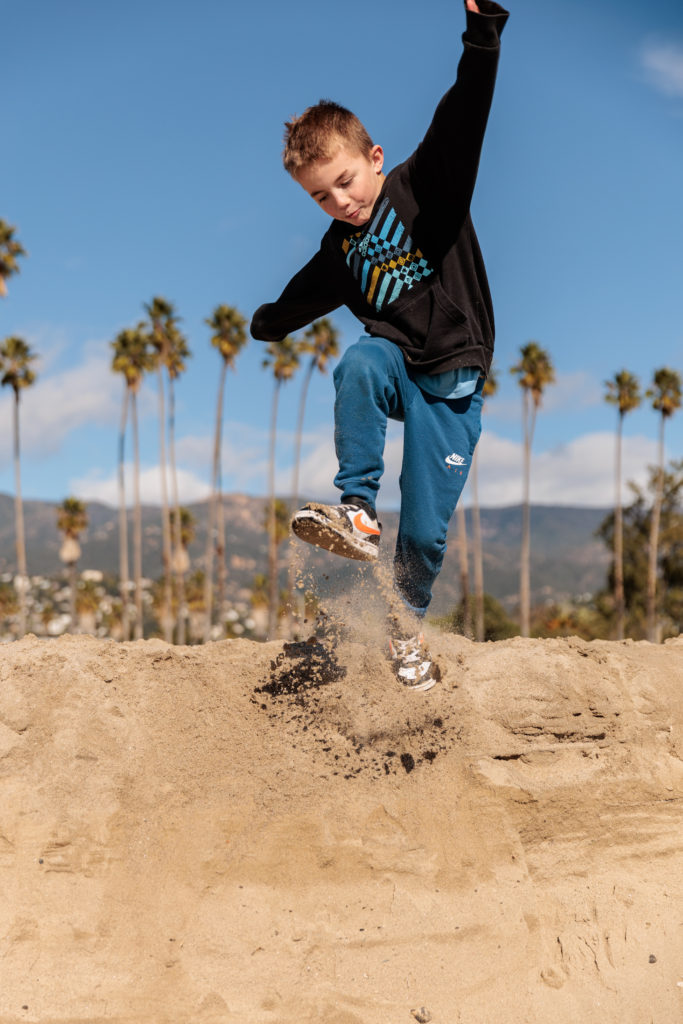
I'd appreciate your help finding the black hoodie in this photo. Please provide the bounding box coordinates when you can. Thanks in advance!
[251,1,509,377]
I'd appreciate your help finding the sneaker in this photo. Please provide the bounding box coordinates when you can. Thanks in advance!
[388,633,439,692]
[291,500,381,562]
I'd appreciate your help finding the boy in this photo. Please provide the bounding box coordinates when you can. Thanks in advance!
[251,0,509,690]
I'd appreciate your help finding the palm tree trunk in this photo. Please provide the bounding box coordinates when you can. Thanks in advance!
[288,359,314,635]
[268,381,280,639]
[131,390,143,640]
[291,360,314,512]
[203,480,216,644]
[12,390,27,638]
[471,447,485,641]
[68,561,78,634]
[457,503,472,638]
[614,414,625,640]
[520,391,533,638]
[157,368,173,643]
[216,495,227,634]
[204,359,228,642]
[214,367,230,638]
[168,375,187,645]
[118,387,131,641]
[646,416,665,642]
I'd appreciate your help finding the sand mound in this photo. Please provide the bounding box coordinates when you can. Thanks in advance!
[0,630,682,1023]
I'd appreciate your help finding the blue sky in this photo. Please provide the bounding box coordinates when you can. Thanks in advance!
[2,0,682,510]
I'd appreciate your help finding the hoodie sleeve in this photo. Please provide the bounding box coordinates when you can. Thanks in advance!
[408,1,509,229]
[250,246,345,342]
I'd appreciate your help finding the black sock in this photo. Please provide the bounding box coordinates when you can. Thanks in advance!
[343,495,376,519]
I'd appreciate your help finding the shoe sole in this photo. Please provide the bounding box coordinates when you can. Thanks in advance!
[291,510,379,562]
[396,665,439,692]
[403,676,437,692]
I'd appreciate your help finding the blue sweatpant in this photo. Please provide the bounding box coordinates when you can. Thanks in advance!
[333,336,484,613]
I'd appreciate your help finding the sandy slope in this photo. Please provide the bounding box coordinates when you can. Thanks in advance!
[0,630,682,1024]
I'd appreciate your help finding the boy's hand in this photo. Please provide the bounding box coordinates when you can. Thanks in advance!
[466,0,481,11]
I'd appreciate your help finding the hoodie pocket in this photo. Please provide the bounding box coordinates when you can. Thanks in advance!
[431,280,467,326]
[371,278,470,354]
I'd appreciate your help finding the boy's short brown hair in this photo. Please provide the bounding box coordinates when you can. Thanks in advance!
[283,100,374,178]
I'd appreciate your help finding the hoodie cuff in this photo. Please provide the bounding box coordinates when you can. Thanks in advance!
[464,1,509,48]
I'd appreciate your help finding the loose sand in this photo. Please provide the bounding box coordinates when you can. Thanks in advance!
[0,628,682,1023]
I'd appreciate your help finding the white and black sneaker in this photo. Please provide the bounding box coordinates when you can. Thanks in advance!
[388,633,439,692]
[291,500,381,561]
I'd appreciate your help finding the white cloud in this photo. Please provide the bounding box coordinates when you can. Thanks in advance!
[72,420,289,508]
[175,419,352,499]
[19,324,71,374]
[73,420,407,509]
[484,370,604,426]
[70,462,211,508]
[473,430,659,507]
[541,371,603,413]
[51,362,661,518]
[0,341,154,467]
[291,420,405,505]
[176,422,271,493]
[67,426,662,512]
[283,428,660,510]
[640,41,683,98]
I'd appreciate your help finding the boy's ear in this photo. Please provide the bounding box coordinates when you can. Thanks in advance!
[370,144,384,174]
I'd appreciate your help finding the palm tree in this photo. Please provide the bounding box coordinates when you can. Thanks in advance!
[144,297,176,643]
[169,506,195,643]
[164,323,191,643]
[645,367,682,642]
[263,337,300,638]
[0,336,37,637]
[203,304,248,642]
[288,317,339,631]
[111,324,154,640]
[0,220,26,297]
[57,497,88,633]
[510,342,555,637]
[471,368,498,641]
[605,370,641,639]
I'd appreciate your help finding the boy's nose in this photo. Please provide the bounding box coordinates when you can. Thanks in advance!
[333,190,350,212]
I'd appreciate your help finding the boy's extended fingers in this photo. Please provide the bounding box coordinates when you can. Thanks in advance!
[466,0,481,11]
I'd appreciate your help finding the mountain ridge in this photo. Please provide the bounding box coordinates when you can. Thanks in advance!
[0,493,611,615]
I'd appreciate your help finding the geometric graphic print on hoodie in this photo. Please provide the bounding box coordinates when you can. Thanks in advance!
[342,196,434,311]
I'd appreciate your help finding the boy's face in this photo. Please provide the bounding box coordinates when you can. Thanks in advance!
[295,142,385,226]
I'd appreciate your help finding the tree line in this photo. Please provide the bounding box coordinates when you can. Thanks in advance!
[1,217,681,644]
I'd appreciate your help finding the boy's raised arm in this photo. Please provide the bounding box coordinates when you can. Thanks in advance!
[408,0,509,231]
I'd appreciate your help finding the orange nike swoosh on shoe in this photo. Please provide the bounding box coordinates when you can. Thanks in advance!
[353,511,381,536]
